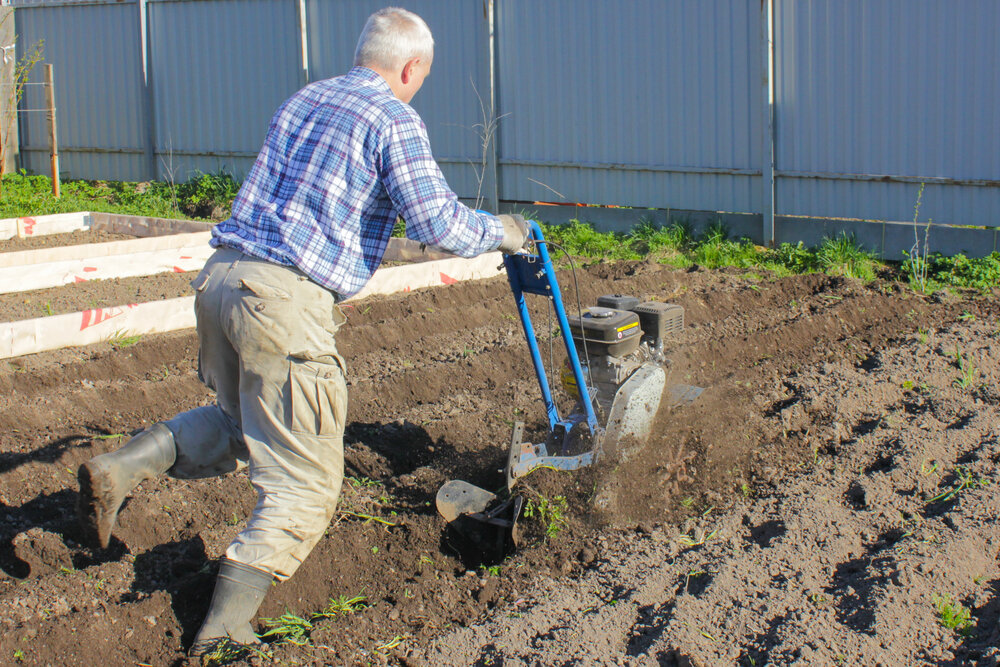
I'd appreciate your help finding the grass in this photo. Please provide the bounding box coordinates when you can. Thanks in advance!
[537,217,1000,291]
[6,169,998,291]
[932,593,974,635]
[0,170,238,221]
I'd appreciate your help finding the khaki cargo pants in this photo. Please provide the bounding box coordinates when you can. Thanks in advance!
[164,248,347,580]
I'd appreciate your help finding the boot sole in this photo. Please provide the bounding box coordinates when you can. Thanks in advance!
[77,461,119,549]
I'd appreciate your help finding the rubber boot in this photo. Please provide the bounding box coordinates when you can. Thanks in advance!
[77,423,176,549]
[189,558,273,657]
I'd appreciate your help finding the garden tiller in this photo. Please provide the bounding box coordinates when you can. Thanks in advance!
[436,221,701,559]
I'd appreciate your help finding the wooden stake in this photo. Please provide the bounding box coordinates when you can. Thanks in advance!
[44,64,60,198]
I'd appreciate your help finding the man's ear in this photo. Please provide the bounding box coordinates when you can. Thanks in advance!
[400,58,419,84]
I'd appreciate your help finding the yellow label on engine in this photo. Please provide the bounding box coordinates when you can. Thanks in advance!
[617,321,639,333]
[560,363,581,400]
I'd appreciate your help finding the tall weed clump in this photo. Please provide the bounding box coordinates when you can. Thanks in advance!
[816,233,879,281]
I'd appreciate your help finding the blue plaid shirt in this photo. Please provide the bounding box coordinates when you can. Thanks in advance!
[211,66,504,299]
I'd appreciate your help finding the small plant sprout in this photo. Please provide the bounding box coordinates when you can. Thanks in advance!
[906,182,932,293]
[680,496,695,509]
[315,594,369,618]
[375,634,406,654]
[678,529,718,548]
[108,330,142,349]
[932,593,974,635]
[199,637,270,664]
[927,466,989,504]
[952,346,978,389]
[919,460,939,477]
[917,327,929,344]
[260,611,313,646]
[959,310,976,321]
[522,494,569,539]
[480,564,501,576]
[346,475,380,489]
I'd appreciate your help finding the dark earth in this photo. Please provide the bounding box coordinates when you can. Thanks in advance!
[0,252,998,665]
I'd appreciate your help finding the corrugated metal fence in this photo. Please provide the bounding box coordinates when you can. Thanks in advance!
[9,0,1000,256]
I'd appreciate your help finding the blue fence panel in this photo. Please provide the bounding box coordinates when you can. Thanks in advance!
[775,0,1000,227]
[146,0,301,180]
[15,0,147,180]
[496,0,762,213]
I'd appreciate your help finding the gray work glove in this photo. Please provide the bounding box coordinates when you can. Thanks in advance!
[496,214,529,254]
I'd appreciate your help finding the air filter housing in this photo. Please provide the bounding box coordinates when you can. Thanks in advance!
[566,307,641,357]
[596,294,641,311]
[632,302,683,347]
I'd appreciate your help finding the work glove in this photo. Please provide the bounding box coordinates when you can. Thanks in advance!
[496,214,530,254]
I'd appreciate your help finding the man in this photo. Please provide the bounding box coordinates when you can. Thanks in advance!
[76,7,527,655]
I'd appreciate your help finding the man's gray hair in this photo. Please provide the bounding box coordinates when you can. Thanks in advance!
[354,7,434,71]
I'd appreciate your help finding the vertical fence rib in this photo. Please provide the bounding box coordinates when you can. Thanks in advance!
[138,0,156,179]
[296,0,309,86]
[485,0,499,212]
[761,0,775,245]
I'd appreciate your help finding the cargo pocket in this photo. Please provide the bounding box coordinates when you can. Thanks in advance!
[239,278,291,301]
[287,350,347,437]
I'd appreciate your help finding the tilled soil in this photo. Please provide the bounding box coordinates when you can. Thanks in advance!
[0,229,138,253]
[0,260,996,666]
[0,272,196,321]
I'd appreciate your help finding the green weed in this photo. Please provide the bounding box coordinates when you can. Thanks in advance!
[314,594,369,618]
[259,611,313,646]
[41,301,54,317]
[927,466,989,504]
[198,638,270,666]
[375,635,406,654]
[816,233,878,281]
[952,347,978,390]
[346,476,380,489]
[678,529,718,547]
[108,331,142,349]
[523,494,569,539]
[932,593,974,635]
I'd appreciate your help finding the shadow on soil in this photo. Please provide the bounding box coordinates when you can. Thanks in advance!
[131,537,215,647]
[0,434,92,475]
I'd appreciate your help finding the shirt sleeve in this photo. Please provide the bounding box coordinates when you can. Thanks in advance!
[378,110,504,257]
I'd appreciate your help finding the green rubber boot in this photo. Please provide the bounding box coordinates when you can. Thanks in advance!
[77,423,176,548]
[189,558,273,658]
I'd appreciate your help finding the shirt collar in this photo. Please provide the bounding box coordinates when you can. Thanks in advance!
[346,66,393,95]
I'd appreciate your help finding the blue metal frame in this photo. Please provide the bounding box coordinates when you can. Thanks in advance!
[503,221,599,437]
